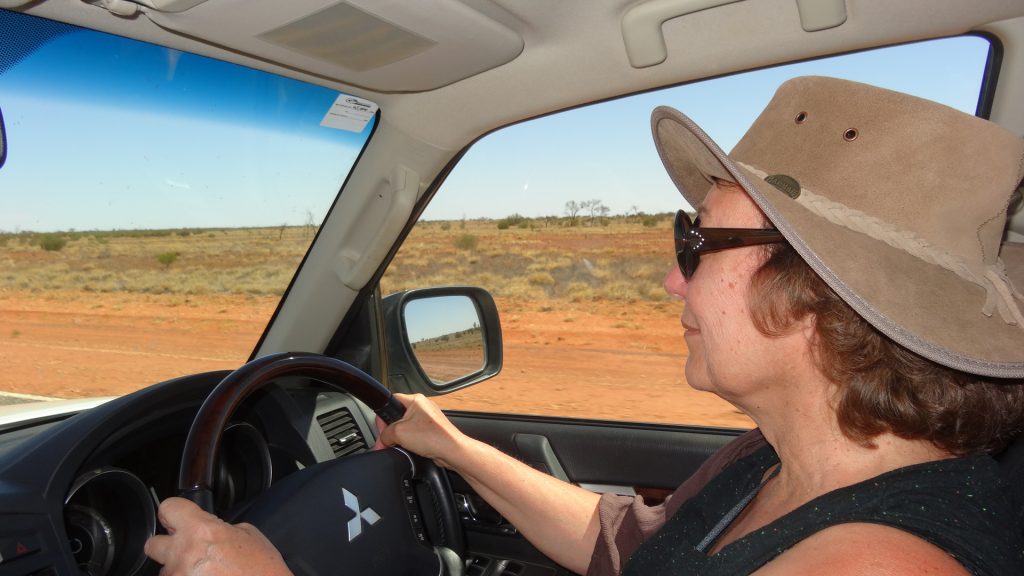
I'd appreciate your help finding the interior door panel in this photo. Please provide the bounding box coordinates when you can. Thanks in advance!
[445,411,746,575]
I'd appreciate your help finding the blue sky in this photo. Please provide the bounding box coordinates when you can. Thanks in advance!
[0,10,374,232]
[423,35,991,220]
[0,9,990,231]
[405,296,482,343]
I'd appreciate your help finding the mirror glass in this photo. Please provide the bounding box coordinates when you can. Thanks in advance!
[404,295,485,386]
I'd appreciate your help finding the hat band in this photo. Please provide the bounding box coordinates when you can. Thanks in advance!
[736,161,1024,331]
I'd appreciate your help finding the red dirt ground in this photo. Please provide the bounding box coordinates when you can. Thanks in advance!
[0,290,753,429]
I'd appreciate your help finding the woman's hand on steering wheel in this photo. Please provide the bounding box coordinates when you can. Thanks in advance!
[376,393,468,471]
[145,497,291,576]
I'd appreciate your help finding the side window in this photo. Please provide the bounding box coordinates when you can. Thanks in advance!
[381,36,991,428]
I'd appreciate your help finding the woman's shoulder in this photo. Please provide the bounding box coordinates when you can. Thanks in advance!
[751,523,972,576]
[862,453,1012,517]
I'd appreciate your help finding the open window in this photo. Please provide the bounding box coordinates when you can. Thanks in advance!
[380,35,994,428]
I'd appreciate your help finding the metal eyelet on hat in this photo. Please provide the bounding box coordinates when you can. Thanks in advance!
[795,111,808,124]
[844,128,858,141]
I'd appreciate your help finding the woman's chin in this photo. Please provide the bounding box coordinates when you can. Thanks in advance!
[683,364,711,393]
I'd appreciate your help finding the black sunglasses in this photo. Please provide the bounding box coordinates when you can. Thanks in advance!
[674,210,786,280]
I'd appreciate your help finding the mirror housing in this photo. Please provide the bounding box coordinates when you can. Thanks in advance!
[0,106,7,170]
[382,286,502,395]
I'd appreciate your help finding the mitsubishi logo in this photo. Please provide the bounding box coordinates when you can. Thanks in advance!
[343,488,381,542]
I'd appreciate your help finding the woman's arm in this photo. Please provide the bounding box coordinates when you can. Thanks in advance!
[378,394,602,575]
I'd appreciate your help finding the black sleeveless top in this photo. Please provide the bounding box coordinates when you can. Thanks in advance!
[623,445,1024,575]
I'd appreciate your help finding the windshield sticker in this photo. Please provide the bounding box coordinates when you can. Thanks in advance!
[321,95,379,132]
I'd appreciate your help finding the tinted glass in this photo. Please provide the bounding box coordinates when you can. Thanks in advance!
[0,10,377,403]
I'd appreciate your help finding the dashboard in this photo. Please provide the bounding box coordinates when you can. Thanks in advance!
[0,370,377,576]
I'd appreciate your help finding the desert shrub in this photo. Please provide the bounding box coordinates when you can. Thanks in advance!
[625,263,659,280]
[440,222,451,231]
[454,234,478,251]
[526,256,572,273]
[603,280,640,301]
[39,235,67,252]
[157,251,179,267]
[641,215,660,228]
[646,286,669,301]
[499,214,528,229]
[528,272,555,286]
[564,281,596,301]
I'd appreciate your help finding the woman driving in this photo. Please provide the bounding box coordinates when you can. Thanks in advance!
[145,76,1024,575]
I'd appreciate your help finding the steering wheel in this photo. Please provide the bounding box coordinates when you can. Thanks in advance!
[178,352,466,576]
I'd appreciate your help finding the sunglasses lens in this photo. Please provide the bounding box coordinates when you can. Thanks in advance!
[675,211,698,280]
[682,251,698,280]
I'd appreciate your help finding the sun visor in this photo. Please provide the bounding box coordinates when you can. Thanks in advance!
[142,0,524,93]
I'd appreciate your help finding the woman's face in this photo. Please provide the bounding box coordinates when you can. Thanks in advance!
[664,183,808,407]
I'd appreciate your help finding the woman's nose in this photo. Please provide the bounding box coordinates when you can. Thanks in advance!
[664,264,688,299]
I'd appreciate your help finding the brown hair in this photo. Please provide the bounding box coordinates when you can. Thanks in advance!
[748,238,1024,456]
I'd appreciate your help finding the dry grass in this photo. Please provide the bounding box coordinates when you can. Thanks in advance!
[381,216,676,302]
[0,227,314,296]
[1,214,676,302]
[413,327,483,352]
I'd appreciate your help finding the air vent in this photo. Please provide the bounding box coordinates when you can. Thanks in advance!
[316,407,369,458]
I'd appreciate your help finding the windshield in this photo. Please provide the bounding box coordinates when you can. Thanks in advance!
[0,10,376,404]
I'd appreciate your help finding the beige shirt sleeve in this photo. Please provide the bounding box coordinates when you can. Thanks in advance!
[585,429,767,576]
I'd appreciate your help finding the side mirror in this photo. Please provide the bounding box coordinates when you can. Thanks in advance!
[382,286,502,395]
[0,106,7,170]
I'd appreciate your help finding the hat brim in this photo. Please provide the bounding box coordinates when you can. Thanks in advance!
[651,105,1024,378]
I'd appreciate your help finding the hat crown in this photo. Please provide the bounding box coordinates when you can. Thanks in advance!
[731,76,1024,267]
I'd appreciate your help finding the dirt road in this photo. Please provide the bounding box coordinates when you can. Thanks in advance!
[0,290,752,429]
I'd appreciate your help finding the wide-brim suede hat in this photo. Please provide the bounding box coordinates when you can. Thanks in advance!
[653,76,1024,378]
